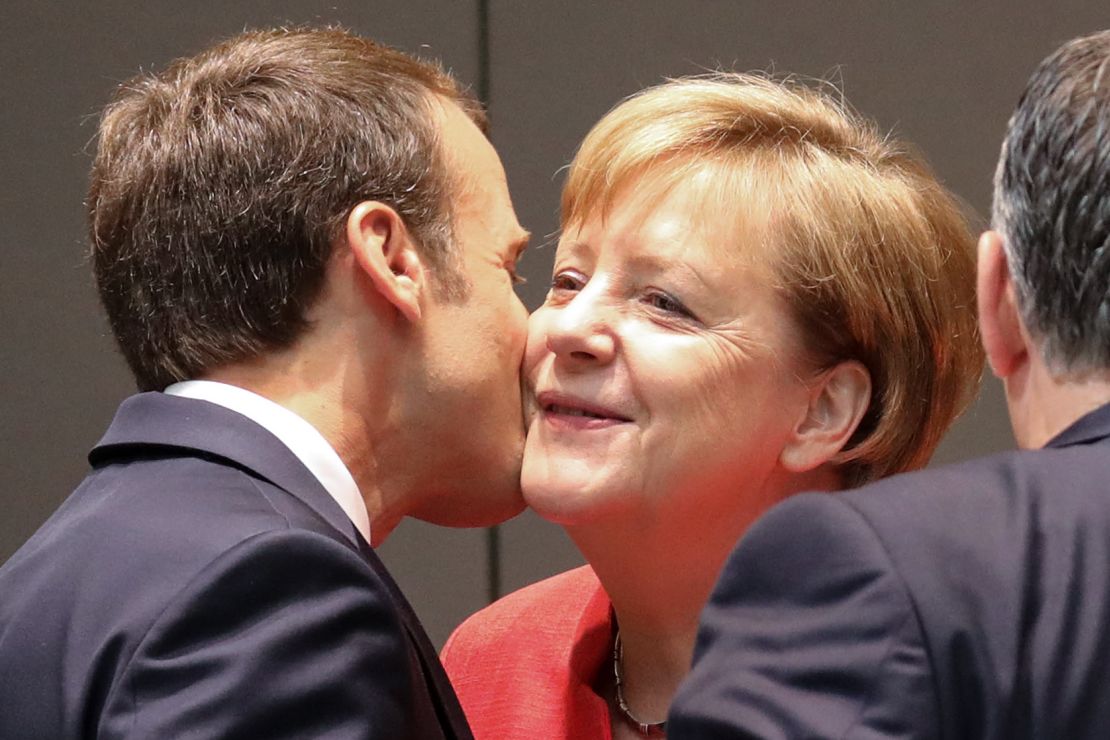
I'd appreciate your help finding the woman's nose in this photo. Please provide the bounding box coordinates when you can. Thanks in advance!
[543,289,616,366]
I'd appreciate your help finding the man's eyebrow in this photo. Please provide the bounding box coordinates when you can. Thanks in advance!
[511,231,531,260]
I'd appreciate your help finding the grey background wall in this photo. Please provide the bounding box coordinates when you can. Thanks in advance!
[3,1,1108,647]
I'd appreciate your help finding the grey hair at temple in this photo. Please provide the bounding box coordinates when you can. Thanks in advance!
[992,29,1110,376]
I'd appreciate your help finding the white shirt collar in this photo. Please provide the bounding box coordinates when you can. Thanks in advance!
[164,380,371,543]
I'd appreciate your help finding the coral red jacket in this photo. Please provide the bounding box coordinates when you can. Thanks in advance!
[442,565,615,740]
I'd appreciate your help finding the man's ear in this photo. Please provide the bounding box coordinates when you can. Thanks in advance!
[344,201,425,323]
[977,230,1027,378]
[780,360,872,473]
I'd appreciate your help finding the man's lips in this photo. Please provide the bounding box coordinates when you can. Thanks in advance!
[534,391,632,427]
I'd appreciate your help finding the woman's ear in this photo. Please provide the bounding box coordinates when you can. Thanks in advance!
[780,360,872,473]
[344,201,425,323]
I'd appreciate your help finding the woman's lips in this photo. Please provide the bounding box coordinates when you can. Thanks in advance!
[535,391,632,430]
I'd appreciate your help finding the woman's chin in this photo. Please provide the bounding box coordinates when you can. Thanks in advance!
[521,477,631,528]
[521,481,612,525]
[522,487,585,525]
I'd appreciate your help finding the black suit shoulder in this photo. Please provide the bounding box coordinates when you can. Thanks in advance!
[672,491,937,739]
[98,527,420,739]
[672,437,1110,739]
[839,444,1110,739]
[0,413,461,739]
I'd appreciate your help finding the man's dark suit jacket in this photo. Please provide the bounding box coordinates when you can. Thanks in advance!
[669,402,1110,740]
[0,392,471,739]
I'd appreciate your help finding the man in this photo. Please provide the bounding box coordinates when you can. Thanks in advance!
[0,27,528,738]
[669,30,1110,740]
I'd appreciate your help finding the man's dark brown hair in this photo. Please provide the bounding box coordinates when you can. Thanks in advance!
[88,27,486,391]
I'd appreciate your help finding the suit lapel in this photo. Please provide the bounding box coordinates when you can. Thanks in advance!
[352,532,473,739]
[90,392,362,546]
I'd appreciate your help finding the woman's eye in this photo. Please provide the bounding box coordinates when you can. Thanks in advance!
[550,270,585,292]
[645,291,694,319]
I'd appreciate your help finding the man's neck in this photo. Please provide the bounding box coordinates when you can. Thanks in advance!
[202,356,407,544]
[1007,360,1110,448]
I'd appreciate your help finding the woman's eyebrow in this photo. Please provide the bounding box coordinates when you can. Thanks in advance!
[621,252,714,289]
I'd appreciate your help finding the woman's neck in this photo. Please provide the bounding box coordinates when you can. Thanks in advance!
[563,467,845,732]
[568,520,729,727]
[610,618,697,729]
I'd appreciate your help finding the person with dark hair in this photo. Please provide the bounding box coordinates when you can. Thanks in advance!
[669,29,1110,740]
[0,27,529,739]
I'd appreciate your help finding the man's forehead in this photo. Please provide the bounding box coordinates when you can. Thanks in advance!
[433,96,491,155]
[432,97,528,258]
[434,102,507,195]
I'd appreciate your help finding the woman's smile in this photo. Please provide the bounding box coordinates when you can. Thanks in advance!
[535,390,633,430]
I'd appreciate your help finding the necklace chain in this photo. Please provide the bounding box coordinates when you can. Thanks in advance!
[612,630,667,737]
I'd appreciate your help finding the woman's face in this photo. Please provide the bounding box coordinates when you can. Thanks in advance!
[521,172,817,529]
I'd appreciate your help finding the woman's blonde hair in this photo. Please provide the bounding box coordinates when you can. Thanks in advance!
[563,73,983,486]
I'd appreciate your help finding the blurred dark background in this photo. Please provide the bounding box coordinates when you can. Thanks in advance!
[3,1,1108,646]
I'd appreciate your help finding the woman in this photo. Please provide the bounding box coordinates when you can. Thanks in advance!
[441,73,983,739]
